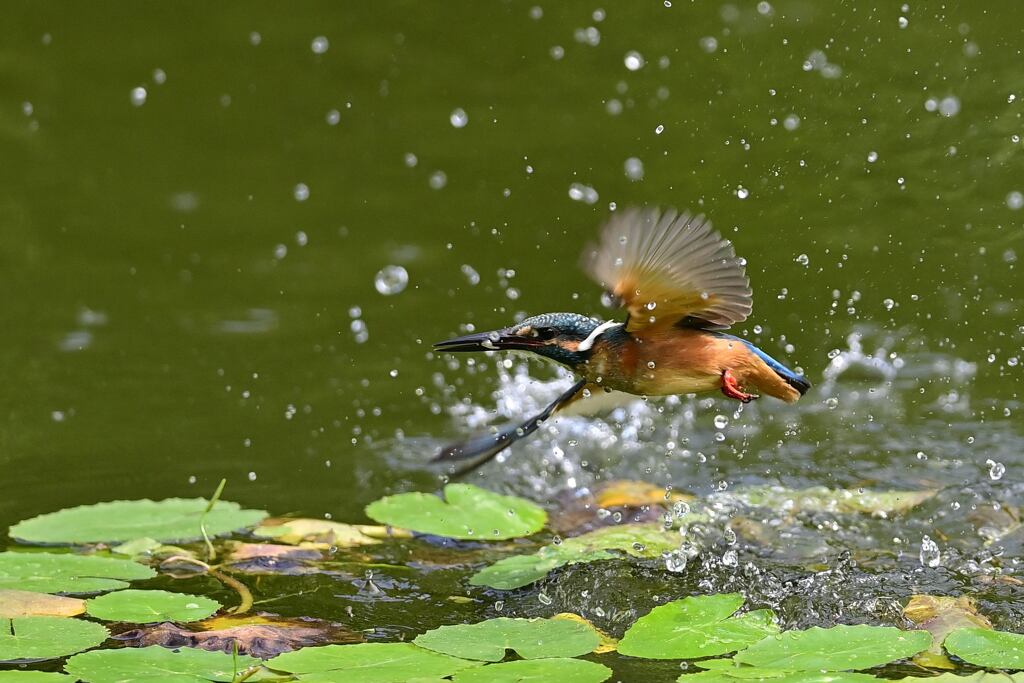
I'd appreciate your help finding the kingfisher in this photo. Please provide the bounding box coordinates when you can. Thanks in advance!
[433,207,810,472]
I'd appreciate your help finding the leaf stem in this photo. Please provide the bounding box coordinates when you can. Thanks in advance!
[210,568,254,615]
[201,478,227,563]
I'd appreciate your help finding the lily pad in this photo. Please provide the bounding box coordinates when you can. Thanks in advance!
[552,613,618,653]
[619,593,778,659]
[679,671,879,683]
[451,658,613,683]
[0,589,85,617]
[413,617,600,661]
[0,673,70,682]
[65,645,259,682]
[10,498,267,545]
[721,487,935,516]
[927,674,1024,683]
[267,642,482,681]
[903,595,992,669]
[470,523,680,589]
[734,625,931,670]
[86,589,221,623]
[254,518,410,547]
[0,552,155,594]
[0,616,108,662]
[365,484,546,541]
[944,628,1024,669]
[595,480,695,508]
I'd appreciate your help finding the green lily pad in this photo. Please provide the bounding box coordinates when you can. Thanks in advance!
[927,674,1024,683]
[0,552,155,594]
[65,645,259,682]
[451,658,613,683]
[944,628,1024,669]
[619,593,778,659]
[9,498,268,545]
[470,523,680,589]
[414,617,600,661]
[0,673,70,682]
[0,616,108,662]
[679,671,880,683]
[734,625,931,670]
[365,484,546,541]
[86,589,221,623]
[721,487,935,516]
[267,642,483,681]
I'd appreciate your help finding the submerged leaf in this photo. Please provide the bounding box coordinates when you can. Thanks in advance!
[86,589,221,623]
[226,542,323,562]
[116,614,362,658]
[254,518,410,547]
[10,499,267,545]
[65,645,258,682]
[903,595,992,669]
[0,589,85,617]
[0,616,108,662]
[413,617,599,661]
[0,552,155,594]
[470,523,679,589]
[365,484,546,541]
[944,628,1024,669]
[450,657,613,683]
[595,480,694,508]
[734,624,931,670]
[619,593,778,660]
[721,487,936,516]
[267,642,482,681]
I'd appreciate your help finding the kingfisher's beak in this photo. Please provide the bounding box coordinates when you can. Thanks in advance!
[433,328,543,353]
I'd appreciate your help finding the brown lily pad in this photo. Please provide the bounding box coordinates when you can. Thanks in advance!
[903,594,994,669]
[227,542,324,562]
[0,589,86,617]
[254,518,411,548]
[594,480,695,509]
[114,613,362,658]
[552,613,618,654]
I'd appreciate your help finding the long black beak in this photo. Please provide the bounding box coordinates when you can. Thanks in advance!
[433,329,542,353]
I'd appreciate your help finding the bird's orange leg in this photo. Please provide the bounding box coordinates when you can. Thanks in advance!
[721,369,758,403]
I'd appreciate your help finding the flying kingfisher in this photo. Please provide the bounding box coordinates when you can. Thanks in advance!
[433,207,810,472]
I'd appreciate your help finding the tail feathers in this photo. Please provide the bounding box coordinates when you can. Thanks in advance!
[434,379,587,476]
[784,373,811,396]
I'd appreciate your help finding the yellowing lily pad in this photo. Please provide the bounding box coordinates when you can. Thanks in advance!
[619,593,778,660]
[450,658,613,683]
[267,642,482,681]
[944,628,1024,669]
[0,616,108,662]
[470,523,680,589]
[595,480,695,508]
[0,589,85,617]
[0,552,155,594]
[9,498,267,545]
[734,624,931,670]
[254,518,411,547]
[365,484,546,540]
[903,595,992,669]
[413,617,600,661]
[86,589,221,623]
[552,613,618,653]
[722,487,936,516]
[65,645,258,682]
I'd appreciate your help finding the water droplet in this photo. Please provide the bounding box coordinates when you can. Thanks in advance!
[568,183,599,204]
[795,253,809,266]
[1006,191,1024,210]
[449,108,469,128]
[898,16,909,29]
[713,415,728,429]
[624,157,644,181]
[646,361,656,369]
[655,124,665,135]
[326,109,341,125]
[938,96,961,117]
[883,298,895,311]
[986,459,1005,481]
[699,36,718,53]
[783,113,800,131]
[919,535,941,567]
[722,549,738,567]
[130,86,147,107]
[538,592,552,605]
[374,265,409,295]
[624,50,645,71]
[311,36,329,54]
[663,549,687,572]
[825,397,839,409]
[293,183,310,202]
[867,151,879,163]
[429,170,448,190]
[735,186,750,199]
[756,1,773,16]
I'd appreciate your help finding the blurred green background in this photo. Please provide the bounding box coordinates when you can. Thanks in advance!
[1,1,1020,535]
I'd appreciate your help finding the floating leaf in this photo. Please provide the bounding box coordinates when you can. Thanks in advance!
[110,538,165,557]
[927,673,1024,683]
[10,499,267,544]
[619,593,778,660]
[0,552,155,594]
[365,484,546,541]
[944,628,1024,669]
[0,616,108,662]
[254,518,410,547]
[903,595,992,669]
[734,625,931,670]
[86,589,221,623]
[595,480,694,508]
[227,542,323,562]
[0,673,70,681]
[267,642,482,681]
[0,589,85,617]
[116,614,362,658]
[413,617,599,661]
[450,658,613,683]
[679,671,880,683]
[721,487,936,516]
[552,613,618,653]
[65,645,258,682]
[471,523,679,589]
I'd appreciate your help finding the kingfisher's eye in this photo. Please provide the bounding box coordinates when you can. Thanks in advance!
[534,327,557,340]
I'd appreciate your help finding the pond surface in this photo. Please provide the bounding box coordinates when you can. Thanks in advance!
[1,1,1021,679]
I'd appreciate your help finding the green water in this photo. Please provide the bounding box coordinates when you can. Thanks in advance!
[2,0,1022,677]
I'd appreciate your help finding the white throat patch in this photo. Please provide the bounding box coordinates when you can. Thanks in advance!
[577,320,623,352]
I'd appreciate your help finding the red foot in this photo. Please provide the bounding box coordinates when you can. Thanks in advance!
[722,369,758,403]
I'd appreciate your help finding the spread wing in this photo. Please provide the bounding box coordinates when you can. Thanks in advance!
[580,207,752,332]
